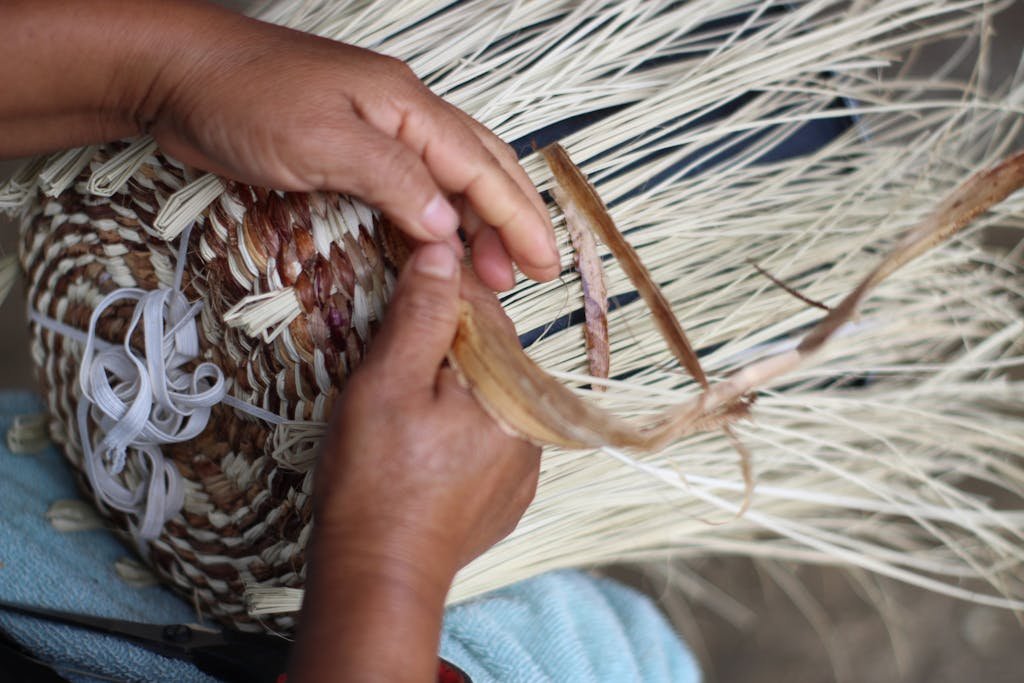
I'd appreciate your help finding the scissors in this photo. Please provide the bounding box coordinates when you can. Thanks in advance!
[0,598,472,682]
[0,597,292,682]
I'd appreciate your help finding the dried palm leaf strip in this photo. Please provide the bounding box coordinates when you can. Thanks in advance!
[539,143,757,510]
[445,145,1024,452]
[436,143,744,451]
[540,143,711,391]
[703,146,1024,414]
[562,191,610,389]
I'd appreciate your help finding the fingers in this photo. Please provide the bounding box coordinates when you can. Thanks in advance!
[320,119,462,243]
[371,98,559,283]
[420,123,559,282]
[448,106,557,291]
[361,243,461,392]
[446,104,551,230]
[456,200,514,290]
[470,226,516,291]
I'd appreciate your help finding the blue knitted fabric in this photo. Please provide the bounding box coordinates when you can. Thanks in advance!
[0,391,700,681]
[0,392,218,683]
[440,571,702,682]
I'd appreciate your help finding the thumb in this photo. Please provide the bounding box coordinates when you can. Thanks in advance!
[363,243,462,391]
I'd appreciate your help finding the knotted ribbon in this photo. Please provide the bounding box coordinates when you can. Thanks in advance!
[30,223,287,540]
[74,286,225,538]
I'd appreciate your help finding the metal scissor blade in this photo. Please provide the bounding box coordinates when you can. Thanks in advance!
[0,598,224,660]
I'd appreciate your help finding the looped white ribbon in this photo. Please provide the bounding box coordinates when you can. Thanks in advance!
[32,221,290,541]
[76,286,227,539]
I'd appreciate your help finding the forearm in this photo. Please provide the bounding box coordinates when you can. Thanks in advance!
[0,0,238,157]
[290,529,455,682]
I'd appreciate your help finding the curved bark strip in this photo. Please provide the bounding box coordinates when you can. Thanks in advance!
[540,144,711,391]
[563,197,610,390]
[404,146,1024,452]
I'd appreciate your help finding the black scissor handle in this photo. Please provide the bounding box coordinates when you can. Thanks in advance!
[188,629,292,683]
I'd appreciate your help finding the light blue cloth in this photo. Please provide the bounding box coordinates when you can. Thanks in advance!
[0,392,219,683]
[0,391,700,682]
[440,571,702,682]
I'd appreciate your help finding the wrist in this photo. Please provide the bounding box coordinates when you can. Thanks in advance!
[309,514,461,593]
[114,0,249,135]
[290,525,455,682]
[0,0,246,155]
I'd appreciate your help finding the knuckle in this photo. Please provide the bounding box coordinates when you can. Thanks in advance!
[394,286,455,331]
[497,141,521,167]
[374,147,423,199]
[382,54,418,81]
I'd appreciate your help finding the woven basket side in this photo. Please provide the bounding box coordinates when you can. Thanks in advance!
[20,144,399,631]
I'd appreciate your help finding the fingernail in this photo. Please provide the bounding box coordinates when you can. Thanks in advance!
[530,229,559,270]
[414,243,457,280]
[547,229,560,263]
[420,193,459,237]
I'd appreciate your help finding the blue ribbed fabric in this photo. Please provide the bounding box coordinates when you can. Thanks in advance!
[0,392,218,682]
[440,571,701,683]
[0,391,700,681]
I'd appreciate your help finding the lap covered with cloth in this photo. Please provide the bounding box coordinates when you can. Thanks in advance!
[0,391,700,682]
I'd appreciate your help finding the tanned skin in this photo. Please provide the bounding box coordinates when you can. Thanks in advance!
[2,2,552,680]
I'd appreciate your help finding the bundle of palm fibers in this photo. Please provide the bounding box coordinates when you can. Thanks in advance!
[3,0,1023,633]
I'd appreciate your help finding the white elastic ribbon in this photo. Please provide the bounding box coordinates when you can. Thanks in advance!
[75,286,226,538]
[30,222,289,541]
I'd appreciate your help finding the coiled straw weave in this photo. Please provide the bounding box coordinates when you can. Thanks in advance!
[21,150,391,630]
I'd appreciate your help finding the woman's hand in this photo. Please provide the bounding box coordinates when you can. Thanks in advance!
[314,241,541,578]
[1,0,559,290]
[290,243,541,682]
[146,9,558,289]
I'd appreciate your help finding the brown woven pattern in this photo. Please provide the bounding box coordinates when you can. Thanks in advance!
[20,143,396,631]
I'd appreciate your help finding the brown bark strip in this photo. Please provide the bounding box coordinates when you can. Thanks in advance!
[560,193,610,389]
[692,148,1024,418]
[538,143,710,391]
[798,148,1024,355]
[386,147,1024,457]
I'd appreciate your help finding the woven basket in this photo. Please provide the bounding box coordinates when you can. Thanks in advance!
[20,146,391,630]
